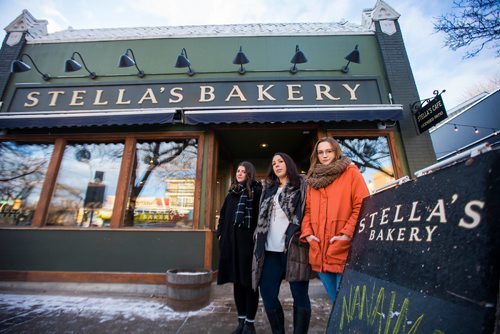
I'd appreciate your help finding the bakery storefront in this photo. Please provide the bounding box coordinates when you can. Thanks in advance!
[0,2,435,284]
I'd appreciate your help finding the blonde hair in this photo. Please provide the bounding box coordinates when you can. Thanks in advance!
[306,137,343,178]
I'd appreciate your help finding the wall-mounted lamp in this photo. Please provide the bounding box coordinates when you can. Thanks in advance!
[118,48,145,78]
[65,51,97,79]
[10,53,51,81]
[175,48,195,76]
[341,45,360,74]
[290,45,308,74]
[233,46,249,75]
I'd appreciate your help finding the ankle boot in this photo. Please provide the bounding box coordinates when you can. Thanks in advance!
[293,306,311,334]
[265,306,285,334]
[242,321,256,334]
[231,318,245,334]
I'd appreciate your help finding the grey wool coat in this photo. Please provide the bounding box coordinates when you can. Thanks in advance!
[251,178,312,290]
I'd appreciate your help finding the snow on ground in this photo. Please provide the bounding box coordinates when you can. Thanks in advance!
[0,294,212,322]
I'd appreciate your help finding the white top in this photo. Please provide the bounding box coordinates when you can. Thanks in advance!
[266,187,290,252]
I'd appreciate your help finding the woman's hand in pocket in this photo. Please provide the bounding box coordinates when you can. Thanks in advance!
[329,234,351,243]
[306,235,320,243]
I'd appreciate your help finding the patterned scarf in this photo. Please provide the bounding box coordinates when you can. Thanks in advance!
[306,156,352,189]
[254,179,306,259]
[232,184,254,229]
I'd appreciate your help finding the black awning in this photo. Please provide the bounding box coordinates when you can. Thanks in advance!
[183,105,404,125]
[0,109,176,129]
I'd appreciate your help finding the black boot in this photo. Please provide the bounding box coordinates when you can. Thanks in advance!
[265,306,285,334]
[293,306,311,334]
[231,318,245,334]
[242,321,256,334]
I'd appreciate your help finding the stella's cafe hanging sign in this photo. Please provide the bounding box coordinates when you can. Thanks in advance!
[413,90,447,134]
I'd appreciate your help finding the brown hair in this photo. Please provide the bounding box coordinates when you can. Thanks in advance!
[230,161,257,198]
[306,137,343,178]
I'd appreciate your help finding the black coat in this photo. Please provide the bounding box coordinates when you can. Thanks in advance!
[216,181,262,286]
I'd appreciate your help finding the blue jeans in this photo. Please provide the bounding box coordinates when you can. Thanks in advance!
[318,272,342,302]
[259,251,311,311]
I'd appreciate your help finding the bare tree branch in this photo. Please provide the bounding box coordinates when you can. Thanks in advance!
[434,0,500,58]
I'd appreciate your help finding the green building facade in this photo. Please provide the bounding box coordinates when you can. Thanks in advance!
[0,1,435,284]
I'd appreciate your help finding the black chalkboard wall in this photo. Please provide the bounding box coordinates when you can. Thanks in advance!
[327,150,500,333]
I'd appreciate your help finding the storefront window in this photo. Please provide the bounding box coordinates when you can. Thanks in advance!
[336,136,396,193]
[0,141,53,226]
[46,142,124,227]
[124,138,198,228]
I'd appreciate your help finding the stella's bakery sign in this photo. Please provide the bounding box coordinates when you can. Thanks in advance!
[7,78,383,112]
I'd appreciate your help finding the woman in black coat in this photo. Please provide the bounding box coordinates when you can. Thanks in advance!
[217,161,262,334]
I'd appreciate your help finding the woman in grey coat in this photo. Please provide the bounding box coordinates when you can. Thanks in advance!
[252,152,311,334]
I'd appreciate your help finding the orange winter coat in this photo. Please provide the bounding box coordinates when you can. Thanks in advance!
[300,164,369,274]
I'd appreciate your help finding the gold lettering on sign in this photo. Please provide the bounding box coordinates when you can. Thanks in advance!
[169,87,183,103]
[458,200,485,229]
[199,86,215,102]
[342,84,360,100]
[257,85,276,101]
[314,84,340,101]
[94,90,109,106]
[24,91,40,107]
[225,85,247,102]
[287,84,303,101]
[48,91,65,106]
[70,90,86,106]
[116,89,131,105]
[138,88,158,104]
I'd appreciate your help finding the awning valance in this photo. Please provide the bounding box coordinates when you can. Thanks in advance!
[183,104,404,125]
[0,109,176,129]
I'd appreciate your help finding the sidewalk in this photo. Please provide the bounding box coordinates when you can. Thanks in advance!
[0,280,331,333]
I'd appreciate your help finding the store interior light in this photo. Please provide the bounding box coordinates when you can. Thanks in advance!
[175,48,195,76]
[290,45,308,74]
[118,48,145,78]
[10,53,51,81]
[233,46,250,75]
[341,45,360,73]
[65,51,97,79]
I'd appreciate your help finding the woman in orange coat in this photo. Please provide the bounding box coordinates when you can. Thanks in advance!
[300,137,369,302]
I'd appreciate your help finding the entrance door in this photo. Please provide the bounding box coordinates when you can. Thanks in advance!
[212,125,317,227]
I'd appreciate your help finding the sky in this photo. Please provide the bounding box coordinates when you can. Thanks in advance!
[0,0,498,109]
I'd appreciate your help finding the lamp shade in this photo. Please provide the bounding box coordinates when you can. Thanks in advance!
[290,45,308,64]
[10,60,31,73]
[65,58,82,72]
[10,54,51,81]
[345,45,360,64]
[233,46,249,65]
[175,54,191,68]
[118,53,135,68]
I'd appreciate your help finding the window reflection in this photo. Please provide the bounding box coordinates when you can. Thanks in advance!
[124,139,198,228]
[0,141,53,226]
[337,136,396,193]
[46,142,123,227]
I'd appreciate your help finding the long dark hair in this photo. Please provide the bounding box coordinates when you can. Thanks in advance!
[229,161,257,199]
[264,152,301,188]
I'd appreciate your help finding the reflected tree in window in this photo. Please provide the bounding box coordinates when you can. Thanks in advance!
[125,138,198,228]
[0,141,53,226]
[47,142,123,227]
[337,137,396,191]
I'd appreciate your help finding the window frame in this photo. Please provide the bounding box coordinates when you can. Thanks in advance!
[0,131,205,230]
[326,129,404,184]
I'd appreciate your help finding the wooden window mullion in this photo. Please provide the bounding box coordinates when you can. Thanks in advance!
[31,138,67,227]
